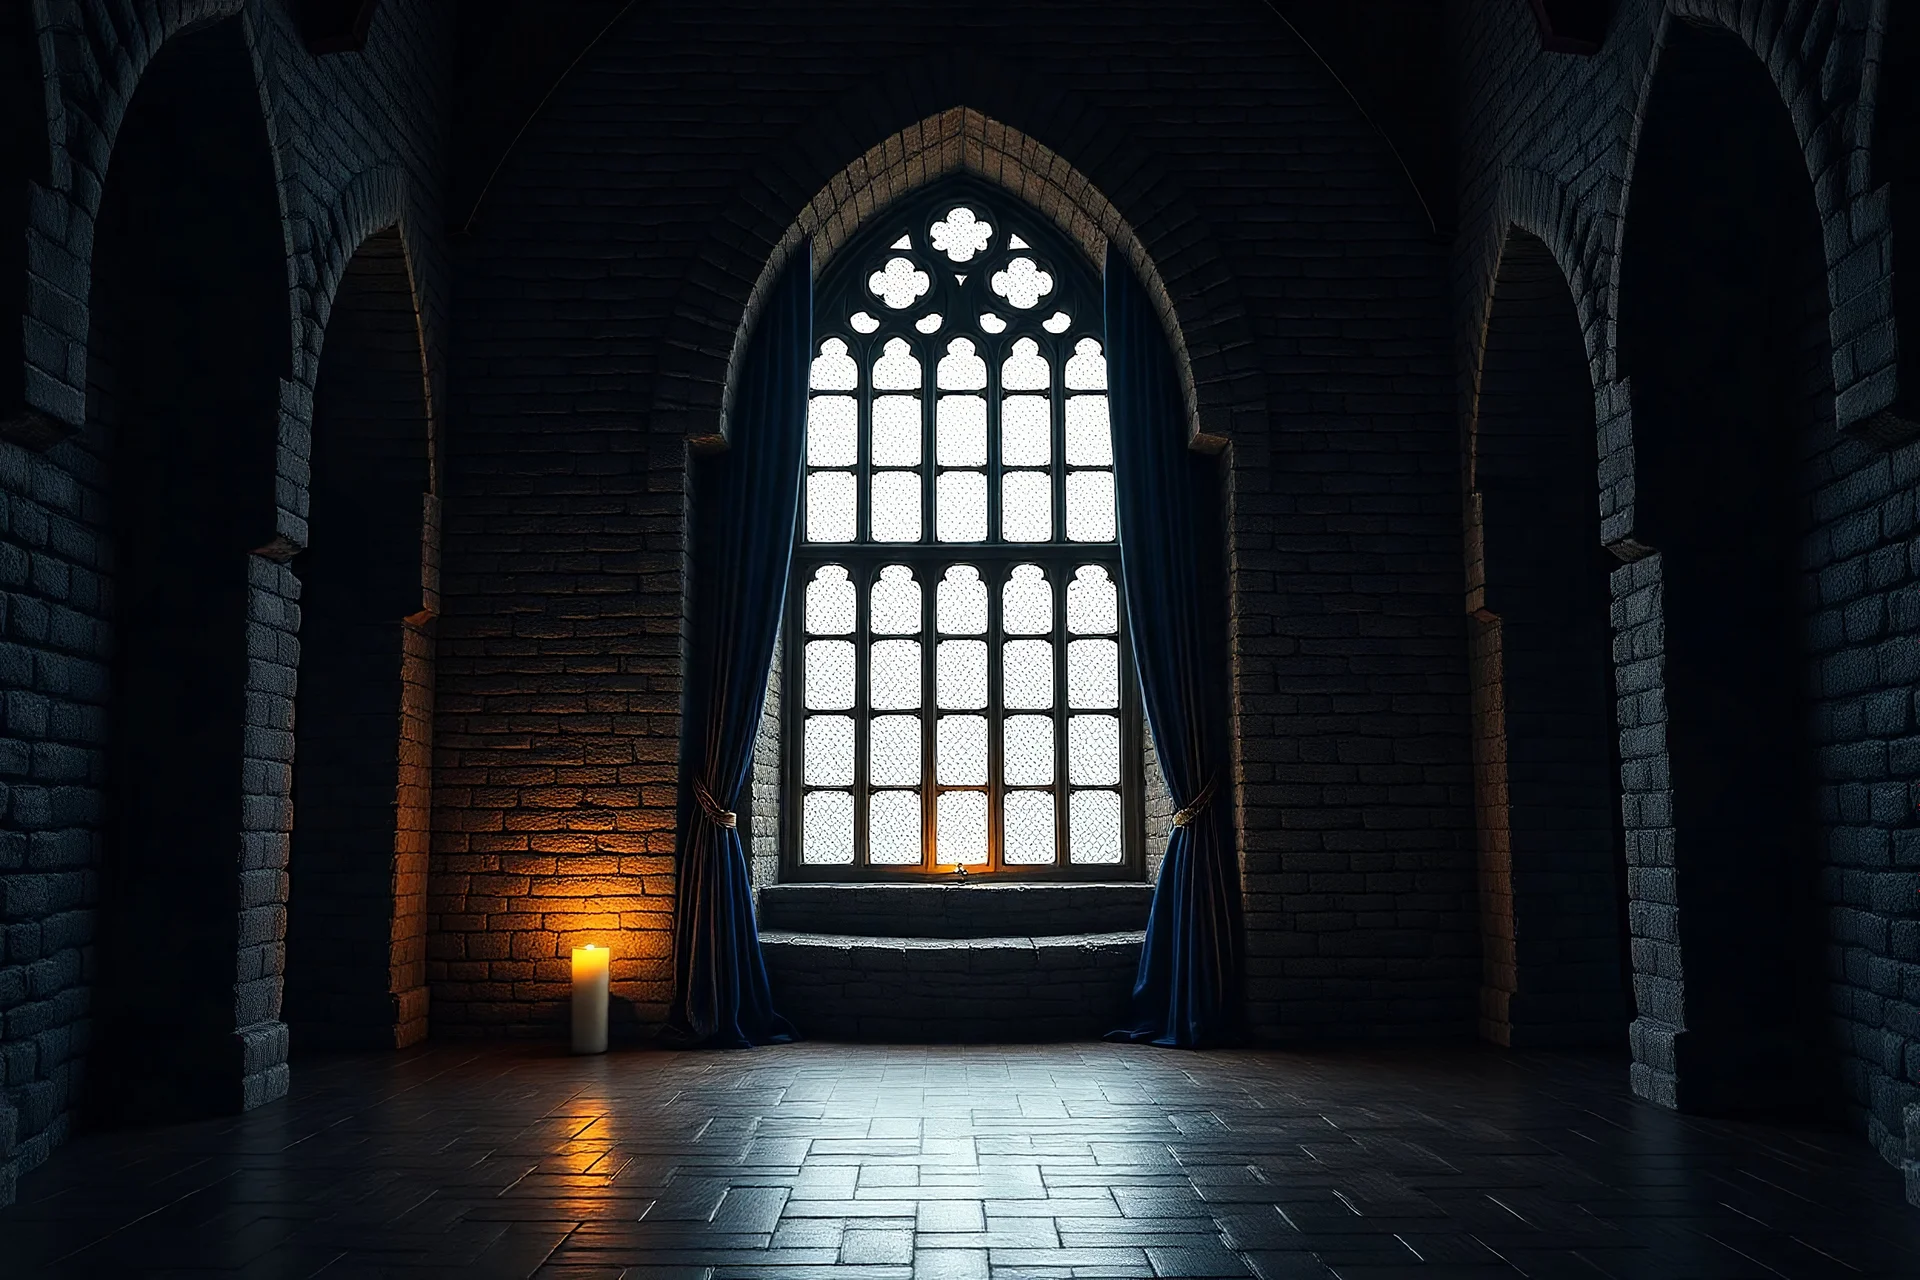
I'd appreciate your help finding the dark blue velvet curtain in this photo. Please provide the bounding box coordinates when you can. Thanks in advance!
[1103,244,1241,1048]
[666,244,812,1048]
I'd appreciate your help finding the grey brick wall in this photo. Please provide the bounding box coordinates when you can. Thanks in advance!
[440,1,1470,1043]
[0,0,449,1204]
[1450,0,1917,1184]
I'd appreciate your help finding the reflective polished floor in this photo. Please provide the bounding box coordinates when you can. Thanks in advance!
[0,1041,1916,1278]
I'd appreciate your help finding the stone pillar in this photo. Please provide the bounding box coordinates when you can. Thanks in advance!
[1610,551,1683,1108]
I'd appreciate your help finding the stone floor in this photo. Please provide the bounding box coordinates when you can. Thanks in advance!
[0,1041,1916,1278]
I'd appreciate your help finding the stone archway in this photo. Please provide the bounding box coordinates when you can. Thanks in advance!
[668,107,1218,456]
[1466,226,1629,1050]
[285,225,436,1052]
[85,16,292,1123]
[1616,17,1834,1114]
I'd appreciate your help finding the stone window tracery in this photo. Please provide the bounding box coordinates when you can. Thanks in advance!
[787,182,1141,877]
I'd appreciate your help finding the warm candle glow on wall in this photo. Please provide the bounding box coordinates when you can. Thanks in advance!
[571,944,610,1054]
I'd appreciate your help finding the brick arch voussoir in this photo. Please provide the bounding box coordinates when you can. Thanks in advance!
[652,83,1260,457]
[312,164,411,370]
[1463,169,1613,568]
[33,0,300,439]
[1604,1,1862,428]
[293,163,440,543]
[1484,167,1612,392]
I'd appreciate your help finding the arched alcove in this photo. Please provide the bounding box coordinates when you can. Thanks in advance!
[0,4,50,434]
[1468,227,1629,1049]
[1619,18,1832,1113]
[285,225,434,1051]
[85,16,290,1123]
[1875,0,1920,429]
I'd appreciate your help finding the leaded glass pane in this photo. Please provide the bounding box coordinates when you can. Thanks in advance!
[937,395,987,466]
[990,256,1054,310]
[869,257,931,310]
[936,469,987,543]
[937,790,988,865]
[1065,337,1106,390]
[1069,789,1122,864]
[806,470,855,542]
[1002,470,1052,542]
[1067,638,1119,709]
[1064,395,1112,466]
[871,470,921,542]
[870,638,922,710]
[802,789,853,864]
[1002,713,1055,785]
[804,565,854,635]
[1068,715,1121,786]
[931,207,993,262]
[1003,638,1054,710]
[869,565,920,635]
[872,395,922,467]
[869,790,923,864]
[869,715,921,786]
[937,337,987,391]
[936,715,988,785]
[1003,791,1056,864]
[872,336,922,390]
[1002,564,1052,635]
[1067,565,1118,635]
[936,639,988,710]
[811,337,857,391]
[808,395,858,467]
[1002,337,1050,390]
[1001,394,1051,467]
[804,715,855,786]
[937,564,987,635]
[1065,469,1115,543]
[804,640,854,710]
[790,189,1141,878]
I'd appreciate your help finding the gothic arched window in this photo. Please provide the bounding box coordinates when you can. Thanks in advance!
[787,182,1142,878]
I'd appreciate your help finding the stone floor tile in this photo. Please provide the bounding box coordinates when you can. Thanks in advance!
[912,1245,991,1279]
[844,1226,919,1264]
[920,1201,989,1232]
[0,1043,1914,1278]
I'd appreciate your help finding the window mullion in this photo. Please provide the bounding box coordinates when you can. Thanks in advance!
[854,565,871,871]
[987,555,1004,873]
[920,348,937,872]
[1051,335,1067,546]
[1052,559,1070,869]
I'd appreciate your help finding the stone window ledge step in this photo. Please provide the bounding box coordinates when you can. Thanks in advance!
[758,882,1152,938]
[761,929,1144,1042]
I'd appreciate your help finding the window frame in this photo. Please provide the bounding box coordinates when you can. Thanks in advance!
[781,180,1146,882]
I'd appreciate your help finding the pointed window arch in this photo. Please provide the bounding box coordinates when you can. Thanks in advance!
[786,180,1143,878]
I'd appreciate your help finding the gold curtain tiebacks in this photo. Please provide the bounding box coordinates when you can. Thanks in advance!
[693,780,738,829]
[1171,774,1219,828]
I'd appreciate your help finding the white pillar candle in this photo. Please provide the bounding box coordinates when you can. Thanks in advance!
[570,944,610,1054]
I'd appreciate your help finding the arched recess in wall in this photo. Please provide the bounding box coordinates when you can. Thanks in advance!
[699,111,1212,892]
[656,106,1235,458]
[1618,17,1832,1114]
[0,3,52,438]
[1466,226,1629,1051]
[285,225,435,1052]
[1873,0,1920,429]
[85,15,290,1124]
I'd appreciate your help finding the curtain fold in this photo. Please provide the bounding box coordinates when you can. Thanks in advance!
[1103,244,1241,1048]
[666,243,812,1048]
